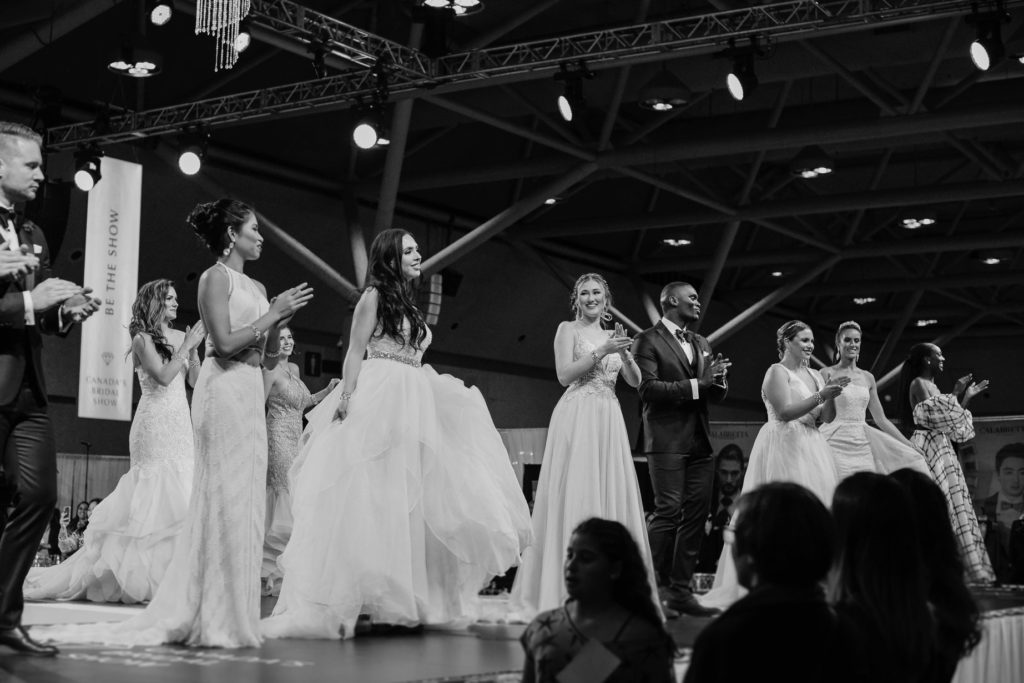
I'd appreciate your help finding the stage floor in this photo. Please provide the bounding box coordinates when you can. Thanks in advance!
[5,588,1019,683]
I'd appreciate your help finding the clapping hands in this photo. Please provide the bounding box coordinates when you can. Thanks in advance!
[955,373,990,401]
[598,323,632,358]
[820,375,852,400]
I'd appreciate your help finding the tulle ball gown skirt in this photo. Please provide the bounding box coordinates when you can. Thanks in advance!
[262,359,532,640]
[509,390,656,619]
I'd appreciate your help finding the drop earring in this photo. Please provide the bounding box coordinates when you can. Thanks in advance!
[222,234,235,258]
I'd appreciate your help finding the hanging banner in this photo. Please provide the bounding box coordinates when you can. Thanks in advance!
[77,157,141,421]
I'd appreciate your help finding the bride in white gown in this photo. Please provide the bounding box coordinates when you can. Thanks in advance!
[819,321,930,480]
[33,199,313,649]
[262,229,532,640]
[25,280,203,603]
[700,321,848,609]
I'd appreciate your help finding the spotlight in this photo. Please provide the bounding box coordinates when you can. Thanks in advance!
[853,297,877,305]
[726,53,757,101]
[177,130,209,176]
[149,0,174,26]
[662,237,692,247]
[770,271,783,277]
[554,62,592,123]
[73,147,103,192]
[108,40,162,78]
[420,0,483,16]
[967,9,1009,72]
[790,145,834,178]
[544,197,561,205]
[975,248,1012,265]
[915,319,938,327]
[352,109,389,150]
[638,65,692,111]
[899,210,936,229]
[234,17,252,53]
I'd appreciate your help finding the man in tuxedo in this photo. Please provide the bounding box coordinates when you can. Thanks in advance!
[697,443,745,573]
[977,443,1024,584]
[0,121,99,656]
[633,281,730,617]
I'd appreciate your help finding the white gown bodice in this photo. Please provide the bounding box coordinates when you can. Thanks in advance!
[832,383,870,423]
[130,365,193,470]
[366,319,432,366]
[762,364,823,428]
[564,331,621,401]
[204,262,269,356]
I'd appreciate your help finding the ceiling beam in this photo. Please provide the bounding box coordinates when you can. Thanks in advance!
[731,271,1023,300]
[0,0,119,73]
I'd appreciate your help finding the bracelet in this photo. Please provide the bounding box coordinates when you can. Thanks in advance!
[591,351,601,365]
[264,348,281,358]
[340,392,352,401]
[174,352,189,364]
[622,351,634,362]
[812,391,825,405]
[250,325,264,343]
[188,359,200,368]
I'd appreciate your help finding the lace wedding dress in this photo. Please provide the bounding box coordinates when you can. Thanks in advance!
[700,364,839,609]
[820,383,930,480]
[24,365,194,603]
[508,330,657,620]
[262,370,313,592]
[261,320,532,639]
[33,263,270,648]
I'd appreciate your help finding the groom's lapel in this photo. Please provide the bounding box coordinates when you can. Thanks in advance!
[654,323,692,375]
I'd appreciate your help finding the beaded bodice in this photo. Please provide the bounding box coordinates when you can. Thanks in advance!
[762,363,823,427]
[564,330,621,401]
[266,370,313,492]
[129,364,193,469]
[832,383,870,423]
[366,319,432,367]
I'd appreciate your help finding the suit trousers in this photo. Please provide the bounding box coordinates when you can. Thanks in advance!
[0,383,56,629]
[646,450,714,597]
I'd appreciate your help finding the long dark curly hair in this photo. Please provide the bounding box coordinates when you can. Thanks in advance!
[365,228,427,349]
[896,343,934,433]
[129,279,176,363]
[571,518,676,652]
[890,468,981,658]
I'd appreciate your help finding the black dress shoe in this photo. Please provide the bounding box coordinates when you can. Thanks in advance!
[665,594,721,617]
[0,626,59,657]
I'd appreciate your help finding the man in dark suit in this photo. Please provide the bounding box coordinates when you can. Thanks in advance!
[0,121,99,656]
[977,443,1024,584]
[633,281,730,616]
[697,443,746,573]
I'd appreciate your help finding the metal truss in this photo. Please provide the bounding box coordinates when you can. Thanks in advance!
[248,0,432,77]
[46,0,1024,149]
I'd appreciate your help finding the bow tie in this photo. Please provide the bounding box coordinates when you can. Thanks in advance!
[674,328,694,344]
[1000,501,1024,513]
[0,206,20,231]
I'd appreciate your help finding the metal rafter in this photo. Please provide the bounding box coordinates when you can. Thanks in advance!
[46,0,1024,149]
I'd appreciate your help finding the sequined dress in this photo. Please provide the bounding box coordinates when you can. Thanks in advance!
[24,364,194,603]
[261,320,532,639]
[262,370,313,589]
[700,363,839,610]
[820,382,930,480]
[509,330,658,620]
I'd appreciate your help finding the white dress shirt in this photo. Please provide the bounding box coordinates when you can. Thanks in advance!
[660,317,699,399]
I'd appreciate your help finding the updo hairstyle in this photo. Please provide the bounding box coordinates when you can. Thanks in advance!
[776,320,809,360]
[187,198,254,256]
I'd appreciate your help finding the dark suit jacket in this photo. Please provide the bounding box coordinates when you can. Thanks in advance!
[0,218,65,407]
[632,321,727,456]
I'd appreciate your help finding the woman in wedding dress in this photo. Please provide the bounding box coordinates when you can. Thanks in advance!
[34,199,313,649]
[508,273,659,621]
[25,279,204,603]
[262,229,532,640]
[819,321,929,480]
[699,321,848,609]
[898,342,995,584]
[261,326,338,596]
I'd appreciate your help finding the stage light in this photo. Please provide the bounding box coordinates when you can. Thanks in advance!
[73,148,103,192]
[975,248,1012,265]
[726,54,757,101]
[900,211,936,229]
[970,18,1006,71]
[108,40,162,78]
[544,197,560,205]
[554,62,592,123]
[420,0,483,16]
[235,17,252,53]
[353,120,380,149]
[638,65,692,111]
[790,145,834,178]
[770,270,783,277]
[853,297,877,305]
[177,131,209,175]
[662,237,692,247]
[149,0,174,26]
[915,319,938,327]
